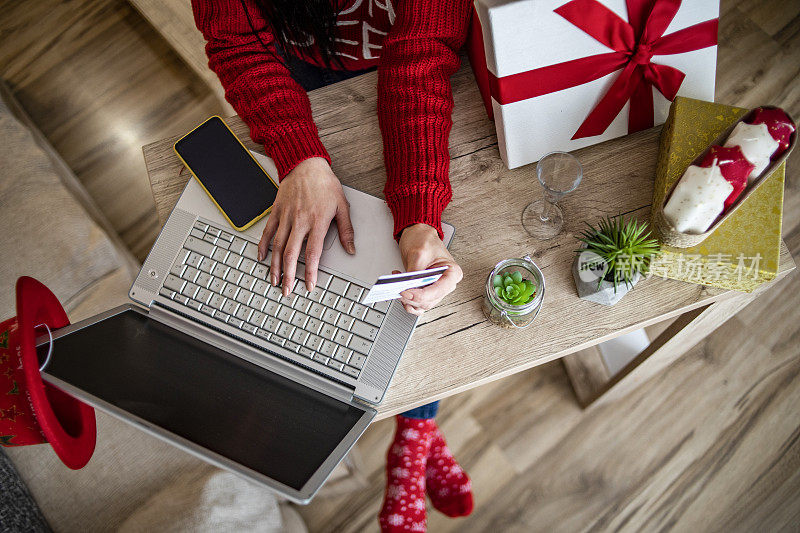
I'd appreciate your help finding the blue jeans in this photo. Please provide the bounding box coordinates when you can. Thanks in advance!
[282,51,439,421]
[401,401,439,419]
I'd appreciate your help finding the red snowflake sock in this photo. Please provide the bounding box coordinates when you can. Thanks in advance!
[425,425,474,517]
[379,416,436,532]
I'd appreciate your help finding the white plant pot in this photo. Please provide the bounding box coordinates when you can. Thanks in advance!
[572,252,640,306]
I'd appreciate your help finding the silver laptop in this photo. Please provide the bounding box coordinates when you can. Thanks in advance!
[37,151,454,503]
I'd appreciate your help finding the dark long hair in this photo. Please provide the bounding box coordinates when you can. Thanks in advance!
[244,0,341,67]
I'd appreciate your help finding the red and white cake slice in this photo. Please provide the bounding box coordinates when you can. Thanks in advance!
[663,161,733,233]
[698,145,754,210]
[750,107,795,155]
[724,122,779,182]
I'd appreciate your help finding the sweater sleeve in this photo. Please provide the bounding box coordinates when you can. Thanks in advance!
[378,0,472,240]
[191,0,330,180]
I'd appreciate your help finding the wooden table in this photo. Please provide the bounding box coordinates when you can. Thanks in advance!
[141,64,795,418]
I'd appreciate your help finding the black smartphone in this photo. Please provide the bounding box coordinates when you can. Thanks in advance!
[174,116,279,231]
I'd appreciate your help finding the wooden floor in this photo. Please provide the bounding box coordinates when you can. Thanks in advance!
[0,0,223,260]
[2,0,799,531]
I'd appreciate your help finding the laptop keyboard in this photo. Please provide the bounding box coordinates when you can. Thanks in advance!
[158,219,390,381]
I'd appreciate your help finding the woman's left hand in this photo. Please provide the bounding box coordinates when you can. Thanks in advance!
[396,223,463,316]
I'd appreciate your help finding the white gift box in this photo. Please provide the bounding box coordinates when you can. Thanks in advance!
[472,0,719,169]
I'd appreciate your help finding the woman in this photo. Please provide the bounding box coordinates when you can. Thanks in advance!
[192,1,473,529]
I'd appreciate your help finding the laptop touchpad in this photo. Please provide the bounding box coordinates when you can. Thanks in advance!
[324,223,337,250]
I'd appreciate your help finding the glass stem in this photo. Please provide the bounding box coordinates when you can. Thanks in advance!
[540,194,558,222]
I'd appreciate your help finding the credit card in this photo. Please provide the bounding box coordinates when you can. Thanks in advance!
[361,266,448,304]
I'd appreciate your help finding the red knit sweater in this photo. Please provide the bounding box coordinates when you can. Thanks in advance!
[191,0,471,239]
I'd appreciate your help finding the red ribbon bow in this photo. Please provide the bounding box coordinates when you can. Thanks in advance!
[487,0,718,139]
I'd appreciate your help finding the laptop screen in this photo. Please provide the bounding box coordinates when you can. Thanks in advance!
[40,309,367,492]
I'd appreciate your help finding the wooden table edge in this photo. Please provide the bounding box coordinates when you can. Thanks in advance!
[559,244,796,410]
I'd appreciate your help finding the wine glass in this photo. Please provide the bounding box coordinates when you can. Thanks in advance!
[522,151,583,240]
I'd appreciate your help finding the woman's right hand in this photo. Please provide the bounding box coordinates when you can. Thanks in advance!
[258,157,355,296]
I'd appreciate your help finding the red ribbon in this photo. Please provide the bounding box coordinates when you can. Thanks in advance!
[487,0,718,139]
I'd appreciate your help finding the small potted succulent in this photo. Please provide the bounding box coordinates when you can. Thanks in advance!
[482,255,545,328]
[573,216,660,306]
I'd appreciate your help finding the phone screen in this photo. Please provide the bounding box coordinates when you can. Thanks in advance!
[174,116,279,229]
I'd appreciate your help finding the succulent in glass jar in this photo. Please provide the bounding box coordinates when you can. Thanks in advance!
[483,256,545,329]
[492,271,537,306]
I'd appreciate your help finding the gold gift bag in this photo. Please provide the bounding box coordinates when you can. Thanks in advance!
[651,97,785,292]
